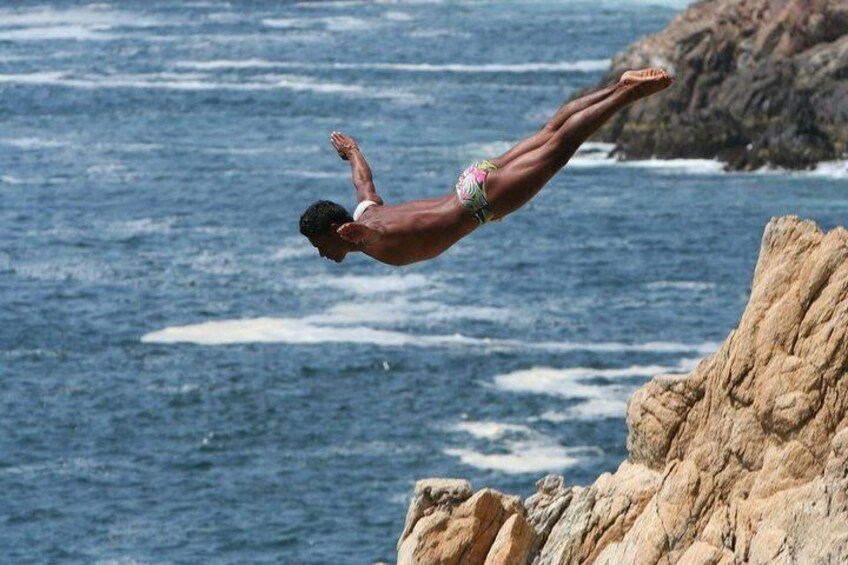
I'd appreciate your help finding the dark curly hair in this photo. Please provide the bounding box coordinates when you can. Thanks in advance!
[299,200,353,237]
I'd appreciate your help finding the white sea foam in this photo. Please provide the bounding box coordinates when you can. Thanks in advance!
[322,16,374,31]
[571,144,848,178]
[299,273,434,295]
[496,359,702,420]
[105,218,176,237]
[295,0,688,8]
[205,11,241,23]
[184,0,233,9]
[146,383,201,395]
[0,6,162,42]
[0,25,115,41]
[95,558,149,565]
[533,341,717,354]
[570,142,616,163]
[569,143,727,174]
[1,137,69,149]
[0,6,159,28]
[1,175,27,185]
[141,314,719,354]
[0,457,101,477]
[0,71,65,84]
[270,244,313,261]
[263,16,372,32]
[444,444,591,474]
[107,142,164,153]
[494,365,673,397]
[409,28,470,39]
[756,160,848,180]
[0,71,421,102]
[570,148,726,175]
[2,348,62,360]
[175,58,610,74]
[185,1,232,7]
[448,421,534,440]
[383,10,414,21]
[538,397,629,422]
[445,420,602,474]
[623,158,726,174]
[809,161,848,179]
[296,0,447,7]
[645,280,717,291]
[260,17,315,29]
[141,317,468,346]
[87,162,130,175]
[327,60,611,73]
[189,251,244,276]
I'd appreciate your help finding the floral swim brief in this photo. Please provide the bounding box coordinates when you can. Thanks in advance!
[454,159,498,224]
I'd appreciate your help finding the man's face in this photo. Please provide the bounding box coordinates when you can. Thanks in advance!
[307,231,347,263]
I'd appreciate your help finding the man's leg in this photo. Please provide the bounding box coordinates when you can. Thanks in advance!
[490,84,619,169]
[485,69,672,218]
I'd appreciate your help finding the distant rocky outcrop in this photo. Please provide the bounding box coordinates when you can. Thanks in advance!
[396,216,848,564]
[592,0,848,170]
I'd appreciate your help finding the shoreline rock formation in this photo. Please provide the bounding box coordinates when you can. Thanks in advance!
[397,216,848,564]
[590,0,848,171]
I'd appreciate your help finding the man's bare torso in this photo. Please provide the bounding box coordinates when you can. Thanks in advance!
[357,193,478,266]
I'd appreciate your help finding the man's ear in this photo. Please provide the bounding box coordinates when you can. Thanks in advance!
[336,222,369,244]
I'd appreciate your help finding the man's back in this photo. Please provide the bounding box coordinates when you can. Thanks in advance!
[353,195,478,266]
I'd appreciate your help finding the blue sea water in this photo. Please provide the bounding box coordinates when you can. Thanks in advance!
[1,1,846,563]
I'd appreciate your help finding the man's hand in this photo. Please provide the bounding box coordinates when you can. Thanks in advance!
[337,222,378,246]
[330,131,359,161]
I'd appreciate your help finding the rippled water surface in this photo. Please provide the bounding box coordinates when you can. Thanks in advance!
[2,1,847,563]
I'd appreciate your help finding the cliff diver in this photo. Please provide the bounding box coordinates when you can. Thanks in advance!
[300,68,672,266]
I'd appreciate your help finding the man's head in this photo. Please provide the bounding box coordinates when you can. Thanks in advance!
[299,200,354,262]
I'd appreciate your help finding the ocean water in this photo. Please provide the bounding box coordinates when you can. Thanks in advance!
[1,1,846,563]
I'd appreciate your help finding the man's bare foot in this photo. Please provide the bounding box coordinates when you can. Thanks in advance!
[619,68,673,98]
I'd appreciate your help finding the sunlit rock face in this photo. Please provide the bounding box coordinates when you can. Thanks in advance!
[398,216,848,564]
[590,0,848,171]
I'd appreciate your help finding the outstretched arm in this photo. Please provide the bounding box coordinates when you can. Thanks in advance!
[330,131,384,205]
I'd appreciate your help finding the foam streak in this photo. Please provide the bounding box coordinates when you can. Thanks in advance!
[141,316,718,354]
[175,59,611,73]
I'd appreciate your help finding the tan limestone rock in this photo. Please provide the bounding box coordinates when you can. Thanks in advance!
[483,514,535,565]
[398,486,531,565]
[397,216,848,565]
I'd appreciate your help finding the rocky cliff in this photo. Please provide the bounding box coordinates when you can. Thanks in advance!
[592,0,848,170]
[396,216,848,564]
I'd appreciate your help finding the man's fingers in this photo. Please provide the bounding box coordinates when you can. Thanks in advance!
[337,223,366,243]
[330,131,354,160]
[337,223,354,242]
